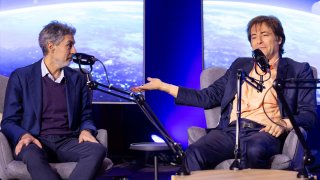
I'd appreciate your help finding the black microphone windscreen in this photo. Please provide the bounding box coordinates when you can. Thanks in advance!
[252,49,270,73]
[72,53,96,65]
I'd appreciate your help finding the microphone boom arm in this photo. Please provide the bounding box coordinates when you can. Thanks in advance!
[86,78,187,171]
[242,71,265,92]
[273,78,317,179]
[75,63,186,163]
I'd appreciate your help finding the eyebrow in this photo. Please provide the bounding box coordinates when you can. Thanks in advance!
[251,31,270,36]
[66,40,75,45]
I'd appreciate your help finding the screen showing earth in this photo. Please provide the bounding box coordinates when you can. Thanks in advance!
[0,0,144,103]
[203,0,320,102]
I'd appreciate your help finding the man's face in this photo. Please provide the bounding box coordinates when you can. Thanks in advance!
[250,23,282,63]
[49,35,76,68]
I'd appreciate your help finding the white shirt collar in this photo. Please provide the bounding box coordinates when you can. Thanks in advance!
[41,59,65,83]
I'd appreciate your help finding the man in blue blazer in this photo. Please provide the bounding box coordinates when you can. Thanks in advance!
[1,21,106,180]
[132,15,317,171]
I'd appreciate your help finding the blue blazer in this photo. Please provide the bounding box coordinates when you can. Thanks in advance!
[1,60,96,146]
[176,57,317,130]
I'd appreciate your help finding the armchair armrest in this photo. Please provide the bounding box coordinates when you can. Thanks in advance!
[0,132,14,165]
[282,127,307,170]
[95,129,113,172]
[187,126,207,145]
[96,129,108,148]
[0,131,14,179]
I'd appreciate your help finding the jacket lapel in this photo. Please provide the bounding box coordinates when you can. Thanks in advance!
[64,68,77,126]
[275,58,288,117]
[276,58,288,81]
[28,60,42,124]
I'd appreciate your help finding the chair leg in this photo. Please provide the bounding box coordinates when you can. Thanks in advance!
[154,155,158,180]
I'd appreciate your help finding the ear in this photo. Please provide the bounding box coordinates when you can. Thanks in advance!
[47,41,55,53]
[277,37,282,45]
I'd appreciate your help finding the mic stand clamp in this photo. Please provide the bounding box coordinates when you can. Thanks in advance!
[231,70,265,170]
[273,79,316,180]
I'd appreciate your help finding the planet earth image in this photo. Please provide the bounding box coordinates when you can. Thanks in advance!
[1,1,320,102]
[0,1,144,103]
[203,1,320,101]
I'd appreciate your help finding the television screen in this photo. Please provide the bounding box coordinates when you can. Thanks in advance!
[203,0,320,102]
[0,0,144,103]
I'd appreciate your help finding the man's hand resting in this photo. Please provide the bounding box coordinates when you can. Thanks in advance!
[79,130,98,143]
[15,133,42,155]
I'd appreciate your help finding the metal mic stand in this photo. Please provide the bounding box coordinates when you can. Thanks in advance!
[79,70,189,175]
[273,78,318,179]
[230,69,265,170]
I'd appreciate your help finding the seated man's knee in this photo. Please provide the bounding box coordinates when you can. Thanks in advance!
[96,143,107,158]
[18,144,47,163]
[85,142,107,160]
[246,145,265,159]
[245,137,278,160]
[244,142,270,168]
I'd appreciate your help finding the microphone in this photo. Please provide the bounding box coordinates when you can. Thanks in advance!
[252,49,270,73]
[72,53,97,65]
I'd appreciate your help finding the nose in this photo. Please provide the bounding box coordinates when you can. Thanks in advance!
[257,35,263,44]
[71,46,77,54]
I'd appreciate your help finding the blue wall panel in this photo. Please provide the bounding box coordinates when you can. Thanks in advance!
[145,0,203,148]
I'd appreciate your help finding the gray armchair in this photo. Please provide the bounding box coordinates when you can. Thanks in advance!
[187,66,313,170]
[0,74,113,180]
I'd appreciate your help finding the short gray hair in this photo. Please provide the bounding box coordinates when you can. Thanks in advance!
[38,21,76,55]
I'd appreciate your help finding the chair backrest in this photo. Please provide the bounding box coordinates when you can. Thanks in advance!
[0,75,9,121]
[200,66,227,128]
[311,66,317,79]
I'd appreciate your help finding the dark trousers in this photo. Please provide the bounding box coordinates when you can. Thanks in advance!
[183,121,284,171]
[15,135,107,180]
